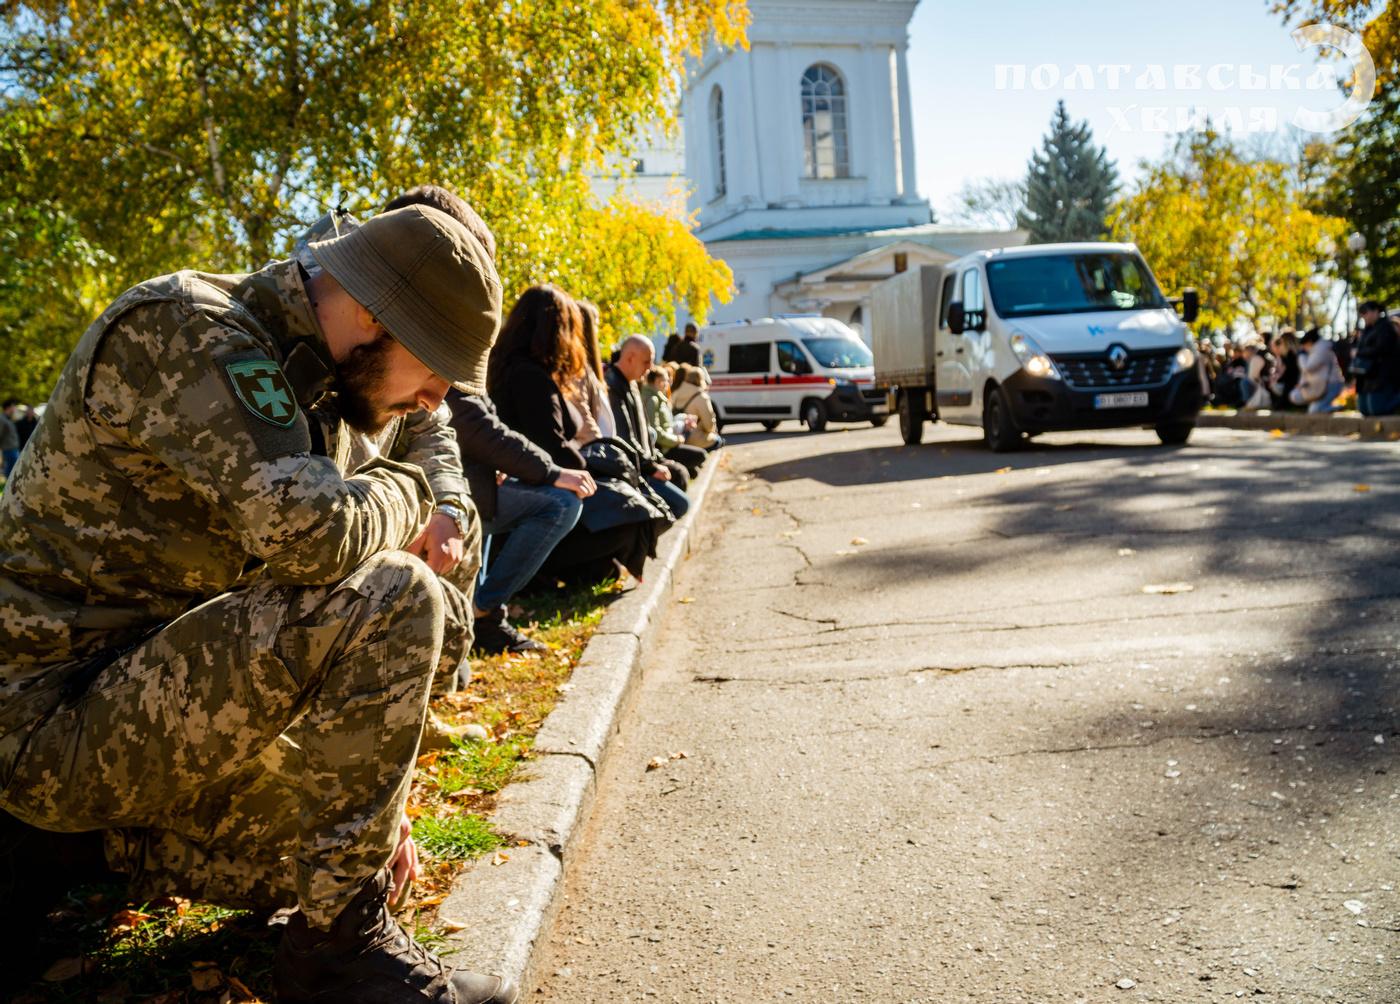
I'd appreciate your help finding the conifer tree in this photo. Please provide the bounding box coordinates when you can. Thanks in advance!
[1018,101,1119,243]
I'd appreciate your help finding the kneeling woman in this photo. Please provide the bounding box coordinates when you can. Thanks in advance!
[488,285,675,583]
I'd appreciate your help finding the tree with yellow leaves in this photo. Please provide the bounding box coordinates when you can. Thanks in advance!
[1110,128,1346,334]
[0,0,745,399]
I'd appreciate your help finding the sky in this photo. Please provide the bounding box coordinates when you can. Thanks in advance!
[906,0,1362,220]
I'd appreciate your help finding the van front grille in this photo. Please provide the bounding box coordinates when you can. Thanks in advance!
[1051,349,1175,389]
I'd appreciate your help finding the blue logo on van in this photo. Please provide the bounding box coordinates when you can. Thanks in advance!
[1087,325,1106,337]
[702,349,715,368]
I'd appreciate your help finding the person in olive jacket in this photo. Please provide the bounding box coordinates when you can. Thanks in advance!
[445,390,595,654]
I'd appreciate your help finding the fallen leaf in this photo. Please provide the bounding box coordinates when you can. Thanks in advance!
[227,975,257,1001]
[677,596,695,604]
[416,751,441,769]
[1053,504,1074,512]
[149,896,190,916]
[750,507,764,515]
[850,536,868,546]
[995,466,1013,474]
[1143,582,1194,595]
[1354,483,1372,493]
[1117,548,1137,557]
[1269,428,1285,437]
[42,958,84,983]
[490,851,510,866]
[646,756,668,771]
[440,919,467,933]
[108,908,153,933]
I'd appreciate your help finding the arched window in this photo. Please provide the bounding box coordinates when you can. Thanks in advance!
[710,85,727,197]
[801,64,850,179]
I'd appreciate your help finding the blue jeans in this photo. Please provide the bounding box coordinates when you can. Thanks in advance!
[2,449,17,477]
[1359,389,1400,417]
[477,481,583,612]
[653,478,689,519]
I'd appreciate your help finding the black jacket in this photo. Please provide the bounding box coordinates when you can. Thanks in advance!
[445,390,559,522]
[491,355,587,472]
[1354,318,1400,394]
[604,363,662,476]
[673,338,701,367]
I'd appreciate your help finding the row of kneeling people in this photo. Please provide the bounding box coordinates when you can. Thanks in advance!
[450,285,721,655]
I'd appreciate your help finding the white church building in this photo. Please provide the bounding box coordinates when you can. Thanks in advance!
[630,0,1026,339]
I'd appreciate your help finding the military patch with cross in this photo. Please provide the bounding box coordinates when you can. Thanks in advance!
[226,358,299,428]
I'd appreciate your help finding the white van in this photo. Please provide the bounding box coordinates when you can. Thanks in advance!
[697,316,889,432]
[870,243,1205,451]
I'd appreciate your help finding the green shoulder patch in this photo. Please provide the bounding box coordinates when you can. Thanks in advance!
[226,358,299,428]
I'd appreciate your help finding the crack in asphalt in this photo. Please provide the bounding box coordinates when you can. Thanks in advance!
[692,662,1073,687]
[713,592,1400,654]
[912,726,1397,772]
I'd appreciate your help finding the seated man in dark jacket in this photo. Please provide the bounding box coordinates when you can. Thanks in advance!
[1354,301,1400,417]
[605,335,690,519]
[445,390,595,653]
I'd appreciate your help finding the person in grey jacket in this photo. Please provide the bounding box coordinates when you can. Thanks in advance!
[445,390,595,654]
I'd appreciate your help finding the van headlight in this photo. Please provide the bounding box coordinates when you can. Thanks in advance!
[1171,345,1197,373]
[1009,333,1060,381]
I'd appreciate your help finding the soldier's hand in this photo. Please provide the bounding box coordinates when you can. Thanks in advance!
[553,469,597,498]
[407,512,464,574]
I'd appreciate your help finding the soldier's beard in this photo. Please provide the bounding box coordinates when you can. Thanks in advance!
[334,334,410,435]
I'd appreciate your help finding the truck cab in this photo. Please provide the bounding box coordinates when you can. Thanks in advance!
[871,244,1205,450]
[698,316,889,432]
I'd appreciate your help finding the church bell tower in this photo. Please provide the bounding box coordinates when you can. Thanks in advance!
[682,0,931,242]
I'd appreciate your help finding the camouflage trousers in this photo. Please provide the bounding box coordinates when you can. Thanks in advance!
[2,549,471,929]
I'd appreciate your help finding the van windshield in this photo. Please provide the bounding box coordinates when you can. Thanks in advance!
[985,252,1168,319]
[801,338,872,368]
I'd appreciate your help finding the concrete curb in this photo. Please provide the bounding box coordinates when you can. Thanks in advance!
[438,454,724,990]
[1199,409,1400,439]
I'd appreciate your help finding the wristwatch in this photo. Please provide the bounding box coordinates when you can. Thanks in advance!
[434,501,469,538]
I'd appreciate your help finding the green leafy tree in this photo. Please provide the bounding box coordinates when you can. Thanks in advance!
[1017,100,1119,244]
[1273,0,1400,306]
[1110,128,1346,332]
[1326,82,1400,306]
[0,0,746,398]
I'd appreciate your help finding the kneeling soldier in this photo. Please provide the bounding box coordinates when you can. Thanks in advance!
[0,205,516,1003]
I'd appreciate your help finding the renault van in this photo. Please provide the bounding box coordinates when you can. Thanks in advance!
[697,316,888,432]
[870,244,1205,450]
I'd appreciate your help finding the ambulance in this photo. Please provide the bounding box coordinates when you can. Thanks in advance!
[697,316,889,432]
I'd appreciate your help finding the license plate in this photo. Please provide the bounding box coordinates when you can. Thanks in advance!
[1094,392,1149,409]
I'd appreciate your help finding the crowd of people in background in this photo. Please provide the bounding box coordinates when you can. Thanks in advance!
[1197,300,1400,418]
[0,400,39,477]
[449,290,723,655]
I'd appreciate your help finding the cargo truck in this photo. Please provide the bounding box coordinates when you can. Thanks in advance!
[870,243,1205,450]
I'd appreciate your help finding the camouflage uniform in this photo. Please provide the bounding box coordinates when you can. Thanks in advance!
[0,259,465,927]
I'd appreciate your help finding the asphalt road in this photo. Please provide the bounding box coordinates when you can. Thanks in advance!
[533,421,1400,1003]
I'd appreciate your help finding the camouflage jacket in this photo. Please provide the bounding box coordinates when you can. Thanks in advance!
[0,259,460,697]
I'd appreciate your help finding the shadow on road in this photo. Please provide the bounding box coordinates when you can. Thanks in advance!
[748,432,1170,486]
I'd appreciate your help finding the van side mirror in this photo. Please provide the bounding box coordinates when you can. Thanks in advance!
[1180,288,1199,324]
[947,302,966,335]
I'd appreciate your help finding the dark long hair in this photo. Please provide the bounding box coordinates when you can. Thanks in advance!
[487,285,585,396]
[576,299,605,380]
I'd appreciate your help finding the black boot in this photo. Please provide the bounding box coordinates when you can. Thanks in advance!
[273,868,517,1004]
[471,609,546,655]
